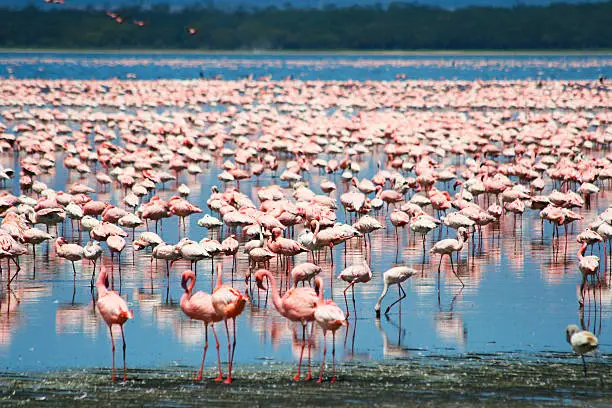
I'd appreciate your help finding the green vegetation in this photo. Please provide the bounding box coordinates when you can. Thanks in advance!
[0,2,610,50]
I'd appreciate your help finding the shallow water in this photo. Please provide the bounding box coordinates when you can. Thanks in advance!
[1,52,611,81]
[0,53,610,404]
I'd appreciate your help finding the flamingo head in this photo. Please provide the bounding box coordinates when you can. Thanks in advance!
[181,270,195,292]
[254,269,268,290]
[453,179,463,190]
[271,227,282,240]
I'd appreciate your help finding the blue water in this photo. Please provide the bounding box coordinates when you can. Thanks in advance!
[0,51,611,81]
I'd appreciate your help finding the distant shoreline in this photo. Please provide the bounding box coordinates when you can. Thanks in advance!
[1,48,611,56]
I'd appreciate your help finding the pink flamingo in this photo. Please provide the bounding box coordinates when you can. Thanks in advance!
[338,260,372,318]
[578,242,600,305]
[55,237,83,278]
[268,227,308,275]
[180,270,224,382]
[169,196,202,236]
[429,227,468,287]
[255,269,319,381]
[211,264,249,384]
[313,277,346,383]
[96,266,134,382]
[107,235,126,284]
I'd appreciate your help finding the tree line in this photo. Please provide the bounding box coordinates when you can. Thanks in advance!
[0,2,610,50]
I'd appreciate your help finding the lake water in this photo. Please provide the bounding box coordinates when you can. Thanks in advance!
[1,52,611,81]
[0,52,611,405]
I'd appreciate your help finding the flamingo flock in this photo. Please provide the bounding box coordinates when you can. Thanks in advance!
[0,74,609,383]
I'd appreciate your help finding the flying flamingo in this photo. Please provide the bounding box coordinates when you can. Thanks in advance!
[429,227,468,287]
[255,269,319,381]
[180,270,224,382]
[211,264,249,384]
[338,259,372,318]
[313,277,346,383]
[375,266,416,318]
[96,266,134,382]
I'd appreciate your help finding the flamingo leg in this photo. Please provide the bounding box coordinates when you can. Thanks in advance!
[305,322,314,381]
[224,318,237,384]
[91,260,96,288]
[385,283,407,315]
[331,331,337,383]
[317,330,327,383]
[449,254,464,287]
[121,325,127,382]
[582,355,588,377]
[212,324,223,381]
[109,326,116,382]
[195,324,209,381]
[343,281,355,318]
[351,284,357,318]
[293,323,306,381]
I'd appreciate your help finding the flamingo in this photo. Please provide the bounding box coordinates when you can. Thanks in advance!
[255,269,319,381]
[352,215,383,248]
[291,262,322,287]
[313,277,346,383]
[577,242,600,305]
[211,264,249,384]
[429,227,468,287]
[152,242,181,277]
[107,235,126,280]
[374,266,416,318]
[55,237,83,279]
[338,259,372,318]
[389,210,410,241]
[83,241,103,286]
[221,234,240,270]
[96,266,134,382]
[566,324,598,376]
[410,214,439,256]
[180,270,224,382]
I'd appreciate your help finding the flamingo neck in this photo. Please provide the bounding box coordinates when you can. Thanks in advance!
[577,243,587,261]
[312,220,320,245]
[375,280,389,313]
[262,270,283,314]
[215,264,223,290]
[96,271,108,296]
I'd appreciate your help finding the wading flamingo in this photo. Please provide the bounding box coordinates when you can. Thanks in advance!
[255,269,319,381]
[313,277,346,383]
[211,264,249,384]
[338,259,372,318]
[180,270,224,382]
[429,227,468,287]
[566,324,598,376]
[375,266,416,318]
[96,266,134,382]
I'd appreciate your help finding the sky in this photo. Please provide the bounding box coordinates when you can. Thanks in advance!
[3,0,608,10]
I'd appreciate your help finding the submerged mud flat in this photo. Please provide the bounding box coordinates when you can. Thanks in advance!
[1,355,611,407]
